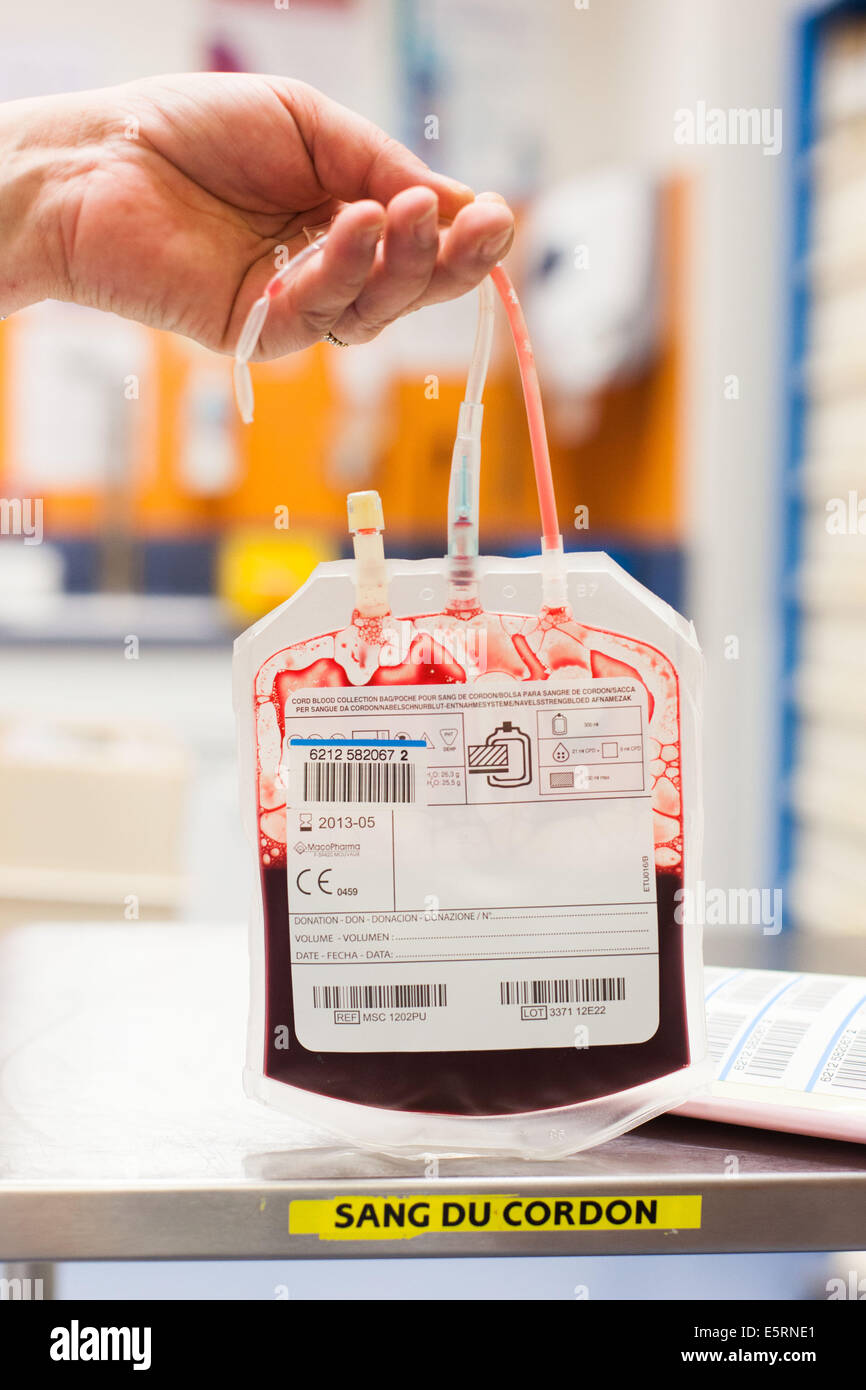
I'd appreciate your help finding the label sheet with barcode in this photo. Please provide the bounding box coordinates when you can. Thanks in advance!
[703,966,866,1102]
[282,682,658,1052]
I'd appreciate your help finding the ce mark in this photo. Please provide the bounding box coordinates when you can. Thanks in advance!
[295,868,332,895]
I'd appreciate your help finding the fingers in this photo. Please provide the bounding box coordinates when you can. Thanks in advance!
[256,200,385,356]
[398,194,514,313]
[253,188,514,357]
[275,79,475,220]
[329,189,514,344]
[332,186,440,340]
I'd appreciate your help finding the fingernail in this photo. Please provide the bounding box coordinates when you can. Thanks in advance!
[477,190,508,205]
[479,226,513,259]
[413,205,439,248]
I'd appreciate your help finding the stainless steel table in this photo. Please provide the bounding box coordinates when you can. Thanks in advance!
[1,924,864,1261]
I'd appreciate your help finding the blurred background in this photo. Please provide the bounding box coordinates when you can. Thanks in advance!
[0,0,865,1298]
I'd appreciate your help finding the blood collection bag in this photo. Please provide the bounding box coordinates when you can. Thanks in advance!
[235,546,707,1157]
[232,246,708,1157]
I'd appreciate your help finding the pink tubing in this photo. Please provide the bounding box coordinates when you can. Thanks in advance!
[251,244,561,553]
[490,263,561,551]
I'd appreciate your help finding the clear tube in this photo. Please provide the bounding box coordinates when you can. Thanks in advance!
[232,235,328,423]
[231,228,565,611]
[445,278,496,611]
[445,403,484,612]
[265,234,328,299]
[465,275,496,407]
[236,295,269,363]
[233,358,254,426]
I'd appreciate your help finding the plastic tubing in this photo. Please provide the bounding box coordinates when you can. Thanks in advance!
[489,264,561,557]
[232,236,327,424]
[445,277,496,607]
[465,274,496,407]
[232,230,565,604]
[447,266,566,610]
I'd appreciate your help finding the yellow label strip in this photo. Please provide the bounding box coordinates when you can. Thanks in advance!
[289,1193,702,1241]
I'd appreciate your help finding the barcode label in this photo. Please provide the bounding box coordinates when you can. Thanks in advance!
[789,978,847,1012]
[287,737,427,808]
[738,1018,812,1079]
[725,972,786,1005]
[706,1009,747,1063]
[313,983,447,1009]
[282,686,658,1056]
[829,1027,866,1091]
[303,760,415,804]
[500,976,626,1005]
[701,969,866,1103]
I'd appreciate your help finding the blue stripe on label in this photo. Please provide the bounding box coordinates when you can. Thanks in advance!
[289,738,427,748]
[718,975,802,1082]
[705,969,742,1002]
[805,992,866,1093]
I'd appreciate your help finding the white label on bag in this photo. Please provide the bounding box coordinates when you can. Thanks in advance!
[284,680,658,1053]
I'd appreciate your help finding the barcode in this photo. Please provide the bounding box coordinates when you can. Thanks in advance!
[726,972,785,1005]
[830,1027,866,1091]
[740,1018,811,1078]
[706,1009,747,1062]
[789,978,846,1013]
[312,983,447,1009]
[499,976,626,1005]
[303,760,415,804]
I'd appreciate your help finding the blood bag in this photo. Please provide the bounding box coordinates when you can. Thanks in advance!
[232,244,708,1157]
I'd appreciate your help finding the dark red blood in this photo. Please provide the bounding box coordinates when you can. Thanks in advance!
[260,866,688,1115]
[589,649,655,722]
[257,620,686,1115]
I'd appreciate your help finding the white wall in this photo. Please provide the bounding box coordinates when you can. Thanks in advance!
[0,0,201,96]
[548,0,803,895]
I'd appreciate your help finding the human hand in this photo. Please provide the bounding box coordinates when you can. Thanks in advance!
[0,73,514,356]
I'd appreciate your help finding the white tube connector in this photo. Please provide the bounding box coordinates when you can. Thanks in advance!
[444,278,496,613]
[446,402,484,609]
[540,534,570,613]
[348,490,389,618]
